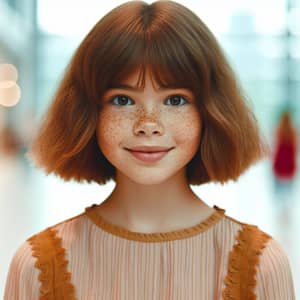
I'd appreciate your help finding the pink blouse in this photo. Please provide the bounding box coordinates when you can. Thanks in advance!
[4,204,295,299]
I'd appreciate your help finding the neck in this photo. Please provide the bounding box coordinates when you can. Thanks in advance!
[97,169,210,233]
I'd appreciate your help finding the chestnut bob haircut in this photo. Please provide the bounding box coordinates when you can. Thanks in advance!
[28,0,269,186]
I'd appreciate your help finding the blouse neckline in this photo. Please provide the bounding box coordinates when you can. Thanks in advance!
[84,204,225,243]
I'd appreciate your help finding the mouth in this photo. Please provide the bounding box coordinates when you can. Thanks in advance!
[124,147,174,163]
[124,146,174,152]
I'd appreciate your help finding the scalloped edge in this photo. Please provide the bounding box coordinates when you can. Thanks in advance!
[222,224,272,299]
[27,227,78,300]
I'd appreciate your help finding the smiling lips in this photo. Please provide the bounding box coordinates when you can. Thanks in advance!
[124,146,174,163]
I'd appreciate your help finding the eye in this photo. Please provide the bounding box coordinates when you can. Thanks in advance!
[165,95,188,106]
[110,95,133,106]
[109,94,189,106]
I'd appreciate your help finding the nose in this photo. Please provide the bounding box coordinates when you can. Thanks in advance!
[133,115,164,137]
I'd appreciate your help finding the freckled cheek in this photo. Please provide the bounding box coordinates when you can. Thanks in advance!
[171,111,202,148]
[97,108,201,152]
[96,111,131,150]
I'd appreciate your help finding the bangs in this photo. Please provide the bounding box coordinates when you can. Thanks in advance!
[89,13,209,99]
[108,32,200,91]
[79,1,213,105]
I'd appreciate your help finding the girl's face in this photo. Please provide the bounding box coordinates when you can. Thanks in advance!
[96,68,202,185]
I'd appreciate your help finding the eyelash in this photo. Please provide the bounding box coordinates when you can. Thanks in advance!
[108,94,189,107]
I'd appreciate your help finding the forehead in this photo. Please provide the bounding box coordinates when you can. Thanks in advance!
[109,66,192,92]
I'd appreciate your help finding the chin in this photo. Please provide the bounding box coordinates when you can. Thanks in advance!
[120,169,181,186]
[132,178,169,185]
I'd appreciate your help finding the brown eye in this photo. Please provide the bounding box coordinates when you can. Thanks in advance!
[165,95,187,106]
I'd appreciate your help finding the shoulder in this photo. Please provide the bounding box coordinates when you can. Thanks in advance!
[4,211,87,299]
[218,209,295,299]
[26,208,88,244]
[214,207,271,250]
[7,240,38,277]
[22,209,91,263]
[7,211,85,280]
[219,211,273,268]
[6,211,86,280]
[255,238,296,299]
[4,240,40,299]
[222,212,274,264]
[258,238,293,275]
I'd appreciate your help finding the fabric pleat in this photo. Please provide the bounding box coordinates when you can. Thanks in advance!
[4,204,296,300]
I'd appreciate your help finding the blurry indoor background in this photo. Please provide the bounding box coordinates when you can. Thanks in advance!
[0,0,299,298]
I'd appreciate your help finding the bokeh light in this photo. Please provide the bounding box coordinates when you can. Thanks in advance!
[0,81,21,107]
[0,64,18,82]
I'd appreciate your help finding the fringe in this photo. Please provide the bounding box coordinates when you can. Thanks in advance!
[27,227,77,300]
[222,224,271,300]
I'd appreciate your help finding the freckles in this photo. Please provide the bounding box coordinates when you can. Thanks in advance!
[136,106,161,119]
[133,106,163,125]
[173,110,201,144]
[98,110,124,145]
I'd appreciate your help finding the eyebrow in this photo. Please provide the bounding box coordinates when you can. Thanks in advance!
[107,83,191,92]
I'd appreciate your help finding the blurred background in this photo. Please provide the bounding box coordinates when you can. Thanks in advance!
[0,0,299,297]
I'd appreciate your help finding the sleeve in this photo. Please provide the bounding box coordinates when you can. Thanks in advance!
[255,238,296,300]
[3,241,40,300]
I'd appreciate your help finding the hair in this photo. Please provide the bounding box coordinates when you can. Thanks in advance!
[27,0,269,186]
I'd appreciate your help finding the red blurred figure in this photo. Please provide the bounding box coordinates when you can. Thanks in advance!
[272,111,298,181]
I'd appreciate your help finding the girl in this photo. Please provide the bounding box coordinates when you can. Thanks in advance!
[4,1,295,299]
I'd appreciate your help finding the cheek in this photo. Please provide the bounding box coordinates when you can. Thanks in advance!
[97,107,202,153]
[171,109,202,147]
[97,109,134,154]
[96,110,126,151]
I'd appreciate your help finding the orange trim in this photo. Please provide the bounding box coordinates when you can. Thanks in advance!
[85,204,226,242]
[222,224,271,300]
[27,227,77,300]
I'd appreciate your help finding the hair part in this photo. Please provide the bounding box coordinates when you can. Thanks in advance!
[28,0,269,185]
